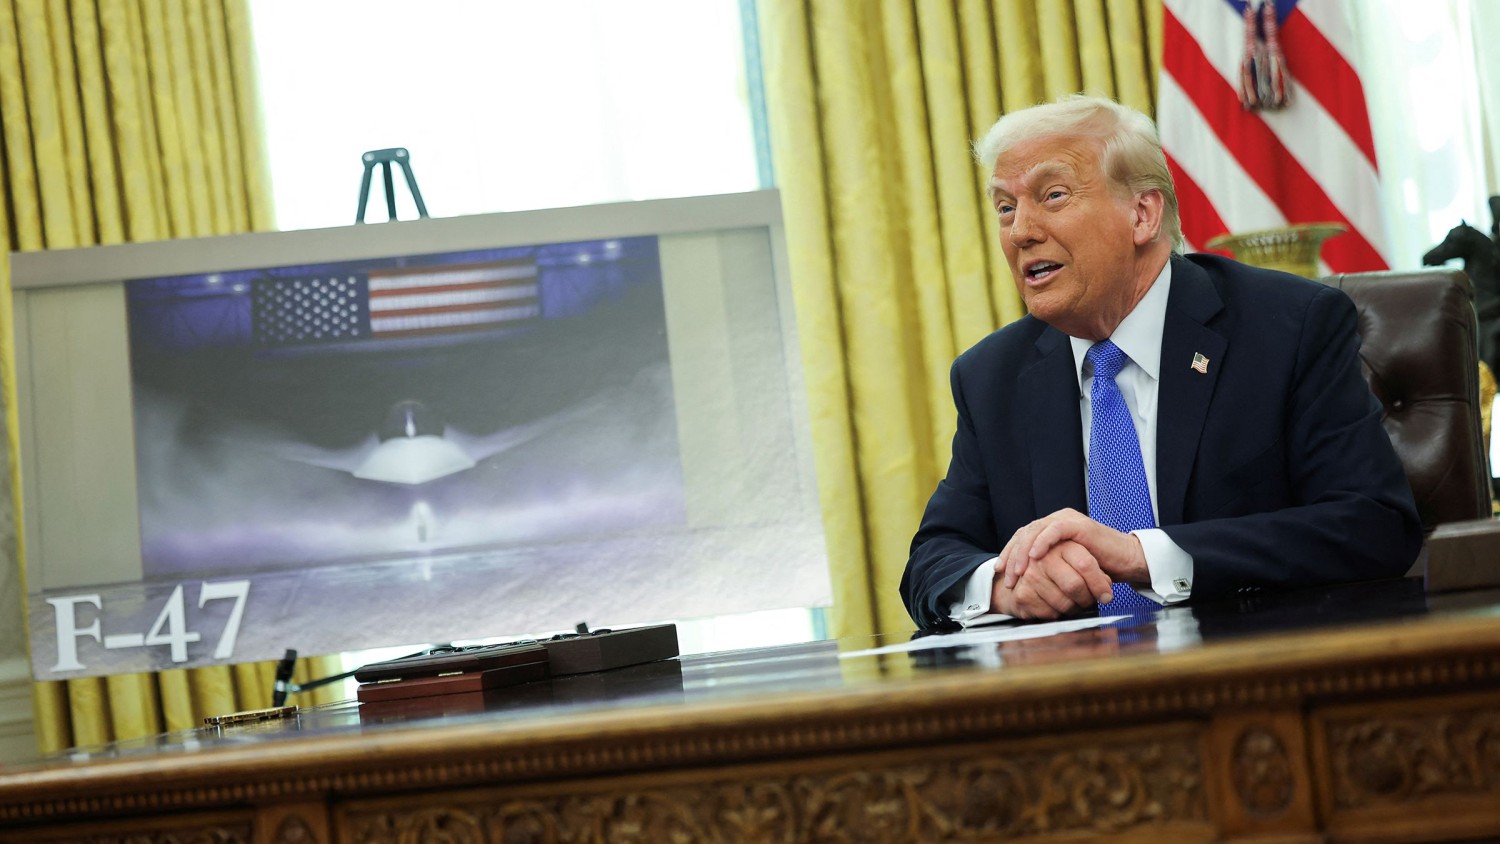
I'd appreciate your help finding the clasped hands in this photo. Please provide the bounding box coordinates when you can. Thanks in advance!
[992,508,1149,620]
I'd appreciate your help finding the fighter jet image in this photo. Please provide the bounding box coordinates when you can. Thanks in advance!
[243,397,599,485]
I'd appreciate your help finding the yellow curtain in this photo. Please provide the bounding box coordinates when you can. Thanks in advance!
[761,0,1163,638]
[0,0,339,755]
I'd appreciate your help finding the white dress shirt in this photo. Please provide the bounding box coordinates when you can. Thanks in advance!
[950,261,1194,626]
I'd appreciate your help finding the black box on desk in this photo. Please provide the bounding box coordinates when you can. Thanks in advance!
[541,624,679,675]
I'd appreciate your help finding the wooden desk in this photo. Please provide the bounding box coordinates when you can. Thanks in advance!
[4,579,1500,843]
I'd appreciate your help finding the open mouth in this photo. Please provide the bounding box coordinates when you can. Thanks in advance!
[1024,261,1063,283]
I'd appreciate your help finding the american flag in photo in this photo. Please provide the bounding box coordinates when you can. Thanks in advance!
[367,259,539,338]
[252,259,539,347]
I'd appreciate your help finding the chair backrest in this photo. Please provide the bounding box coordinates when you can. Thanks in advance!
[1324,268,1492,533]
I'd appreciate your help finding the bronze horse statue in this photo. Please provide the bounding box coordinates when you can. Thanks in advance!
[1424,220,1500,367]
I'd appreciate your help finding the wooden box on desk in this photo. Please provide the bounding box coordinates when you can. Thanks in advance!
[1425,518,1500,592]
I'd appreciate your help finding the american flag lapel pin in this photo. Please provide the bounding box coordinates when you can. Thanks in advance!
[1191,352,1210,374]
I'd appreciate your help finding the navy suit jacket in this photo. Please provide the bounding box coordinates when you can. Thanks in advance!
[900,254,1423,629]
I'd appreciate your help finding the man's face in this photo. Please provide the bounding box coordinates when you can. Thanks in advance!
[989,134,1145,340]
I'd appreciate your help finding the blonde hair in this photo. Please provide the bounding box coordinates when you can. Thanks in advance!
[974,95,1184,253]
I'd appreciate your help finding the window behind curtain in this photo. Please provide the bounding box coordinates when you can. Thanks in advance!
[249,0,766,231]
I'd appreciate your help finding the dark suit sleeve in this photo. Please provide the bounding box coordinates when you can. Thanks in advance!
[1160,283,1423,597]
[900,360,1003,629]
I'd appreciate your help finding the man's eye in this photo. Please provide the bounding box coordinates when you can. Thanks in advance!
[1045,190,1066,201]
[996,204,1014,216]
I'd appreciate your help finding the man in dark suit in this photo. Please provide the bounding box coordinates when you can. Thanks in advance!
[900,96,1422,629]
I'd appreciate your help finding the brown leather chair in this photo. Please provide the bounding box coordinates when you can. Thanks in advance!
[1323,268,1493,534]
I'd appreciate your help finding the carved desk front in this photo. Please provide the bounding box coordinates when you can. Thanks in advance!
[2,578,1499,844]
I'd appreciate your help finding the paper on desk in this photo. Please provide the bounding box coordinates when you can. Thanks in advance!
[838,615,1128,659]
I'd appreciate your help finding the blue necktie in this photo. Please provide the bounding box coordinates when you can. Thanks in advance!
[1085,340,1161,615]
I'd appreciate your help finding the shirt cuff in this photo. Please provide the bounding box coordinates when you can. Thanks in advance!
[947,556,1013,627]
[1132,528,1194,604]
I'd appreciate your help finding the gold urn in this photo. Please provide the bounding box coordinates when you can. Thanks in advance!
[1206,223,1347,278]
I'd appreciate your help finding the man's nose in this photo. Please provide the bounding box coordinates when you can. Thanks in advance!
[1008,204,1040,246]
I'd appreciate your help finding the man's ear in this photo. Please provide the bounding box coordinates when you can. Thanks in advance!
[1131,189,1165,246]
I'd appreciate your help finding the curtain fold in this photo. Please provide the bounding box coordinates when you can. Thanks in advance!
[762,0,1161,637]
[0,0,338,756]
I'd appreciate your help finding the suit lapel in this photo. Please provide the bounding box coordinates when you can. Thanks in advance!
[1020,327,1087,517]
[1156,256,1226,526]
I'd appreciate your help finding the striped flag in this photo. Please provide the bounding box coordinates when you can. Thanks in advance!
[367,260,539,338]
[1159,0,1389,273]
[251,259,539,347]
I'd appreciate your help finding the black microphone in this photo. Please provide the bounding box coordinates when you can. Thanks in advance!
[271,648,298,707]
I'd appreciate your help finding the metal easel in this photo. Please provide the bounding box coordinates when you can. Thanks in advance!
[355,147,429,223]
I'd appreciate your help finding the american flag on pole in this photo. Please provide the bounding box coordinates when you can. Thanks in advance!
[252,259,540,347]
[1159,0,1389,273]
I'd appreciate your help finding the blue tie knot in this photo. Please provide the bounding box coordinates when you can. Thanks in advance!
[1087,339,1128,381]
